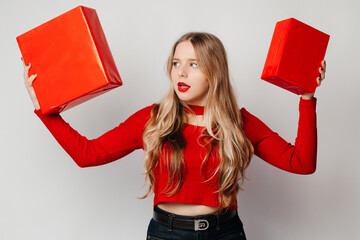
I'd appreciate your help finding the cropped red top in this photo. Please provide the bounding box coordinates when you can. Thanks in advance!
[34,97,317,209]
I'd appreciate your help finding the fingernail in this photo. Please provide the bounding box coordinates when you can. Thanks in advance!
[324,60,326,65]
[319,73,322,79]
[321,67,324,71]
[27,63,30,66]
[21,57,23,61]
[33,73,37,76]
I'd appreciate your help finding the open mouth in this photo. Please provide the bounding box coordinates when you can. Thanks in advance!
[178,82,190,92]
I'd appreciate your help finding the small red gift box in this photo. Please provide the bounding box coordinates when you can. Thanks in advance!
[261,18,329,95]
[16,6,122,114]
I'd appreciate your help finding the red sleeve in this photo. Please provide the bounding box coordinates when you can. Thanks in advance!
[34,104,155,168]
[240,97,317,174]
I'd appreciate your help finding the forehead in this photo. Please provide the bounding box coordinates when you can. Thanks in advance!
[174,40,196,59]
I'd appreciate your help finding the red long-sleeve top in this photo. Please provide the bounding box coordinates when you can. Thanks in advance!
[34,97,317,209]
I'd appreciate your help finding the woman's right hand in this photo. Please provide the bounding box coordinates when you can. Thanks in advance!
[22,58,40,110]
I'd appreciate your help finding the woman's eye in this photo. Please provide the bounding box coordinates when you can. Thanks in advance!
[173,62,180,67]
[190,63,198,68]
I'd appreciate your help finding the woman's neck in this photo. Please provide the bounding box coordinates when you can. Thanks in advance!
[184,105,205,126]
[184,104,204,115]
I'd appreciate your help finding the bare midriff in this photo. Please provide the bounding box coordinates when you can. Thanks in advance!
[157,202,218,216]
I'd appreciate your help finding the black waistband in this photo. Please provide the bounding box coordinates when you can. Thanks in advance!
[152,205,237,232]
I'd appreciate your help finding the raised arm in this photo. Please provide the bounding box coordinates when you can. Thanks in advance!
[22,59,153,167]
[239,60,326,174]
[241,97,317,174]
[34,105,153,167]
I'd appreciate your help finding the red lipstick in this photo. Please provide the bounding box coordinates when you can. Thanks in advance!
[178,82,190,92]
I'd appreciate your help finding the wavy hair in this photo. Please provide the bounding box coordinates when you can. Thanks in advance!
[141,32,254,210]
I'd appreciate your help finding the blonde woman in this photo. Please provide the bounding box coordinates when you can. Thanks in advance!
[23,32,326,239]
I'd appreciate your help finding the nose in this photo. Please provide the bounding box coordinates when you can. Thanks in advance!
[178,65,188,78]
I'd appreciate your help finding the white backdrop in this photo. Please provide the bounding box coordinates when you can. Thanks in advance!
[1,0,359,239]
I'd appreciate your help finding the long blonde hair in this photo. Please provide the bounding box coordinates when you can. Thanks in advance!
[142,32,254,209]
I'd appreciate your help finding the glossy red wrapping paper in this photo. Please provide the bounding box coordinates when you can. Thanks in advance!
[261,18,330,95]
[16,6,122,114]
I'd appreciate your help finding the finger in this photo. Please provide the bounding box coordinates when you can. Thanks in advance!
[317,77,321,87]
[321,60,326,72]
[319,67,325,80]
[26,73,37,87]
[23,62,31,80]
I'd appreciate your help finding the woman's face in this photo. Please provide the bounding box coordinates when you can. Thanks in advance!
[171,40,209,106]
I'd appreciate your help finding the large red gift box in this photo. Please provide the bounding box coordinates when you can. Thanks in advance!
[261,18,330,95]
[16,6,122,114]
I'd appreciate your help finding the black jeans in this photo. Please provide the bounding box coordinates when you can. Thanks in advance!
[146,206,247,240]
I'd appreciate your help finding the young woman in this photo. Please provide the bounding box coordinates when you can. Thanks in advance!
[23,32,326,240]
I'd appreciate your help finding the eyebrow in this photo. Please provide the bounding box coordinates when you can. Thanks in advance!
[173,58,197,61]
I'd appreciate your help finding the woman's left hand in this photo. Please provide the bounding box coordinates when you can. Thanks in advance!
[301,60,326,99]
